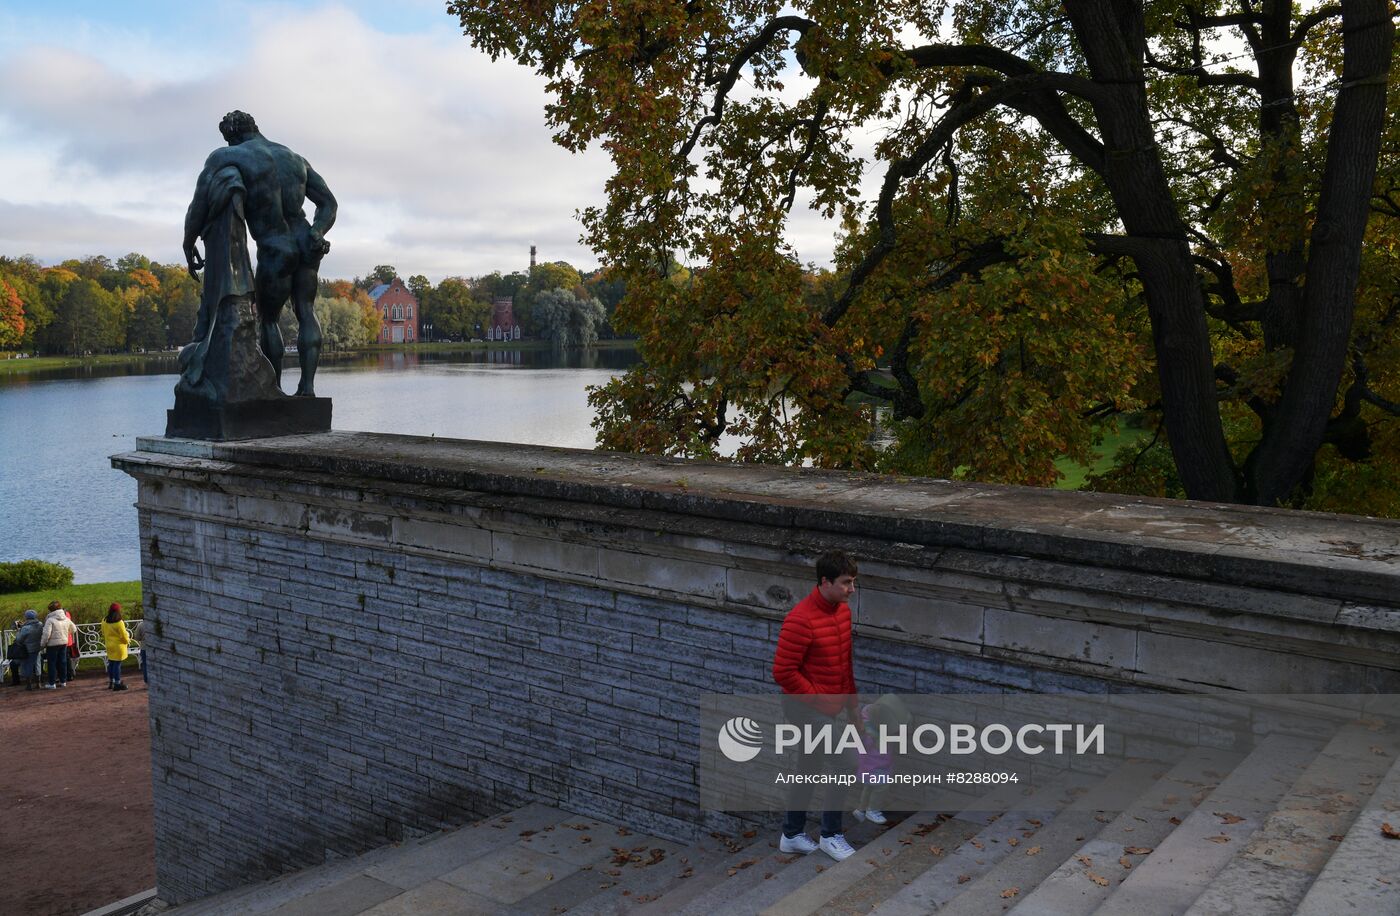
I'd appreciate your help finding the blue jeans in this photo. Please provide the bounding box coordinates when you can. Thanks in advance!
[780,695,850,839]
[107,659,123,683]
[45,646,67,685]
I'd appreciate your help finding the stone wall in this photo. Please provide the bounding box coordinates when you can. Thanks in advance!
[113,432,1400,903]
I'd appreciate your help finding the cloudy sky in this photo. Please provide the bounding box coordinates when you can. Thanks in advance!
[0,1,855,283]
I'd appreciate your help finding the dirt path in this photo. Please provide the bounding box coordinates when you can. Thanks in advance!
[0,669,154,916]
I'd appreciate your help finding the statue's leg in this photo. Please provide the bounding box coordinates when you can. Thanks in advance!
[255,268,293,390]
[292,265,321,397]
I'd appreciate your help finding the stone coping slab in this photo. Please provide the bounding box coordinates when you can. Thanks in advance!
[113,431,1400,606]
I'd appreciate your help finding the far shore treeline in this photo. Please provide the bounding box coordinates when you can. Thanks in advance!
[0,255,641,358]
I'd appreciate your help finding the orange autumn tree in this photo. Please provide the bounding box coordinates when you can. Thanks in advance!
[0,278,24,349]
[452,0,1398,511]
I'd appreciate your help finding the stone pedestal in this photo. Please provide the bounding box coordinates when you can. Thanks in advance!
[167,296,330,440]
[165,393,331,440]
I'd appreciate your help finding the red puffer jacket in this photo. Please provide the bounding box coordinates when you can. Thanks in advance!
[773,587,856,715]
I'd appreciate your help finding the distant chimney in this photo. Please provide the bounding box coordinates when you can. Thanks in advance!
[530,245,537,270]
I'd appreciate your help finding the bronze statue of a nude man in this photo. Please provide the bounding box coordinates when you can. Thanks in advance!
[183,111,337,396]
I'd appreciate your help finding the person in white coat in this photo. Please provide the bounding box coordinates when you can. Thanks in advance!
[41,602,76,689]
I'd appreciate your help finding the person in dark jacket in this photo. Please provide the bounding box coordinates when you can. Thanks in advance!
[16,610,43,690]
[772,550,862,862]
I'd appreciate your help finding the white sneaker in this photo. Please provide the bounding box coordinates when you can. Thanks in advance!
[858,809,887,825]
[779,832,819,855]
[819,834,856,861]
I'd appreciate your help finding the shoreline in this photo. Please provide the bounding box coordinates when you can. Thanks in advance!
[0,338,639,378]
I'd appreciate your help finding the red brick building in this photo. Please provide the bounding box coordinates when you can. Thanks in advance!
[369,278,420,344]
[488,297,521,341]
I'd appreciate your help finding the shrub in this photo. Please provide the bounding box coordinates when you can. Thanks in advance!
[0,559,75,594]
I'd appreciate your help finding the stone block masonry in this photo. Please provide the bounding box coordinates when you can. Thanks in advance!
[113,432,1400,904]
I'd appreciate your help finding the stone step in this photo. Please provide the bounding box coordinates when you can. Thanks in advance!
[496,822,693,915]
[162,803,566,916]
[1088,733,1324,916]
[755,811,972,916]
[623,830,785,916]
[933,758,1169,916]
[715,815,905,915]
[863,773,1093,916]
[1007,746,1246,916]
[557,829,758,916]
[1293,730,1400,915]
[760,778,1047,916]
[1184,721,1400,916]
[393,810,679,913]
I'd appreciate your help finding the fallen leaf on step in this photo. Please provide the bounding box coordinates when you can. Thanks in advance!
[764,873,773,879]
[1379,877,1393,885]
[971,840,984,850]
[1215,812,1244,825]
[1027,819,1042,826]
[1169,817,1182,825]
[680,866,695,877]
[883,847,893,855]
[1008,837,1020,847]
[1382,823,1400,839]
[617,827,632,836]
[1123,846,1153,855]
[1026,846,1042,856]
[1094,814,1111,823]
[1088,872,1110,887]
[957,874,971,884]
[1001,887,1019,898]
[899,838,912,845]
[546,873,554,881]
[1118,857,1132,870]
[1076,855,1093,867]
[1206,835,1231,844]
[742,829,757,838]
[1371,746,1387,756]
[727,868,738,876]
[815,864,826,872]
[1329,834,1345,842]
[520,830,538,837]
[930,845,944,856]
[1163,795,1180,804]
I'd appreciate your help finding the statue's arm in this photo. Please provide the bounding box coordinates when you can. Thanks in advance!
[305,163,337,248]
[183,164,215,279]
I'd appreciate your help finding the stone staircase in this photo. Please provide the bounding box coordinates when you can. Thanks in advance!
[158,723,1400,916]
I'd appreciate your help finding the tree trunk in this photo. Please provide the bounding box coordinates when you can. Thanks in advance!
[1065,0,1241,502]
[1248,0,1393,505]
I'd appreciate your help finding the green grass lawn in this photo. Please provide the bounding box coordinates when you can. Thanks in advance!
[1054,420,1147,490]
[1,581,142,627]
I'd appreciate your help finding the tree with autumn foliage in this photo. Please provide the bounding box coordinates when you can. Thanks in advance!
[451,0,1397,512]
[0,278,24,349]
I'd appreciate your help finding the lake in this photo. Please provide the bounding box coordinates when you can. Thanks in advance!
[0,348,640,583]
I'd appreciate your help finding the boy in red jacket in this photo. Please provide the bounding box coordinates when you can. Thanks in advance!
[772,550,862,861]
